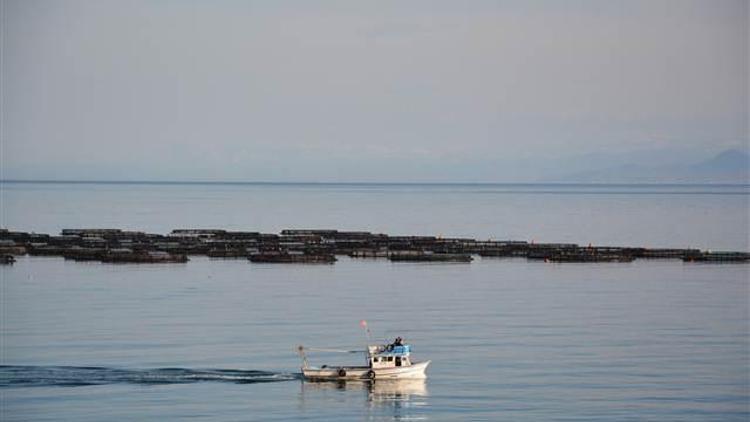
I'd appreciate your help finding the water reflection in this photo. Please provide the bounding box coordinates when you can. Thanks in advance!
[299,379,429,420]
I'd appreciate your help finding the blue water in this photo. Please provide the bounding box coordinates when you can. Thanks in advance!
[1,181,748,249]
[0,182,748,420]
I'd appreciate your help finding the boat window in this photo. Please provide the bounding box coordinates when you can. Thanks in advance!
[387,356,393,362]
[373,357,380,362]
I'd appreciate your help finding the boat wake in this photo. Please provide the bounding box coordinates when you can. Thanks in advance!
[0,365,301,387]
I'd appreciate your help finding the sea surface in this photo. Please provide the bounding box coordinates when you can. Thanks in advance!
[1,182,748,421]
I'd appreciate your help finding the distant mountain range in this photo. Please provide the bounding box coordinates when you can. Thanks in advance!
[558,149,749,183]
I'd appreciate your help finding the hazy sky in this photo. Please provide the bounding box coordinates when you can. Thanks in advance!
[1,0,748,181]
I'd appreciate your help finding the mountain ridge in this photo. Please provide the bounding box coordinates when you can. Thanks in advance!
[559,149,749,183]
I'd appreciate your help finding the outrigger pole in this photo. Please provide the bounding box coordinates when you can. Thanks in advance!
[300,347,363,353]
[298,345,364,368]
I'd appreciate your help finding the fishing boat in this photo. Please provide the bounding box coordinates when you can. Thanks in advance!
[298,340,430,380]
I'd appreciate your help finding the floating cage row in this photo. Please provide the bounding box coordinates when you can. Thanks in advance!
[1,228,747,265]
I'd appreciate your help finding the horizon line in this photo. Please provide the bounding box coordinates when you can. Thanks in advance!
[1,179,749,188]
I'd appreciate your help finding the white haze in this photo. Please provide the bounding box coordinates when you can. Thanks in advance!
[2,0,748,182]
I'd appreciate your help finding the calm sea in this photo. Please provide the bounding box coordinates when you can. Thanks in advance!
[1,182,748,421]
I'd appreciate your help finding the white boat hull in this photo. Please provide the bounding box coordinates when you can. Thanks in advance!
[303,360,430,380]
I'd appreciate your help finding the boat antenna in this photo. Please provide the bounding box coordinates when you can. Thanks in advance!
[360,319,372,345]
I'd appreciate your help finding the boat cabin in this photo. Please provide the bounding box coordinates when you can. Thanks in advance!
[368,344,412,368]
[299,341,430,380]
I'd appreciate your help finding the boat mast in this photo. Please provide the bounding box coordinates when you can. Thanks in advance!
[297,345,309,369]
[360,320,372,365]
